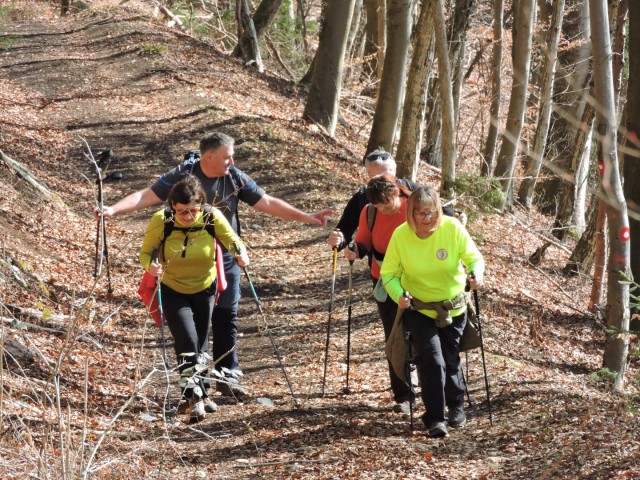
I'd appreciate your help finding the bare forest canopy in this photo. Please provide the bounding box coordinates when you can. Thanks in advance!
[0,0,639,478]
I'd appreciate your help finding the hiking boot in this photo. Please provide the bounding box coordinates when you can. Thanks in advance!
[217,379,248,400]
[203,397,218,413]
[448,406,466,428]
[189,398,206,422]
[393,400,417,416]
[427,421,448,438]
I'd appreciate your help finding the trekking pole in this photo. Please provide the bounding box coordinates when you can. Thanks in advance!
[403,291,414,431]
[154,255,174,420]
[321,247,338,396]
[471,272,493,426]
[240,265,300,407]
[343,243,355,395]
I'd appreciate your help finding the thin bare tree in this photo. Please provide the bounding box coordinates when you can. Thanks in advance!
[589,0,630,390]
[493,0,535,208]
[517,0,565,208]
[481,0,503,176]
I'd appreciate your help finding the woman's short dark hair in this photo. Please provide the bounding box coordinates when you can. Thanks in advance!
[406,186,442,232]
[366,173,400,205]
[167,175,206,208]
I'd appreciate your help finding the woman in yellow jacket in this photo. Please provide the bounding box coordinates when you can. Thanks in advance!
[381,186,484,438]
[139,175,249,422]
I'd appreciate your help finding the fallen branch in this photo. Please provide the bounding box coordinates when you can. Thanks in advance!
[0,149,61,202]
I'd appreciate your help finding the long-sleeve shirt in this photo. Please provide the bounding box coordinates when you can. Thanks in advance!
[380,216,484,319]
[139,207,244,294]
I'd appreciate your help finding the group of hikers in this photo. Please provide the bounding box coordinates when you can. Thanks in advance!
[95,131,485,438]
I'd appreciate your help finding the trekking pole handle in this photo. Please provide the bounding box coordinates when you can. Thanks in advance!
[347,242,355,265]
[331,247,338,272]
[402,290,413,310]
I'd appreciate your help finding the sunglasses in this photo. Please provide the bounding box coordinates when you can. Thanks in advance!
[363,151,391,165]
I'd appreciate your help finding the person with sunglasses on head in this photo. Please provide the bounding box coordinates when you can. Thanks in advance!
[344,173,419,414]
[97,132,332,399]
[328,149,465,251]
[139,175,250,422]
[380,186,484,438]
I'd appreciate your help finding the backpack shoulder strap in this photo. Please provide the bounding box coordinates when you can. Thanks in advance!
[202,204,215,238]
[367,203,377,231]
[161,207,174,260]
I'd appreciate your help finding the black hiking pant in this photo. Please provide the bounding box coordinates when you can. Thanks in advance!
[403,310,467,424]
[211,251,241,375]
[161,283,216,399]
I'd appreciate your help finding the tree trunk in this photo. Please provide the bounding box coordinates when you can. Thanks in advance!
[572,117,593,235]
[589,0,630,389]
[542,0,591,223]
[395,0,436,181]
[564,196,598,276]
[362,0,381,80]
[448,0,476,121]
[517,0,564,208]
[589,200,607,311]
[376,0,387,82]
[303,0,356,136]
[366,0,412,154]
[481,0,503,176]
[624,0,640,302]
[236,0,265,72]
[233,0,285,59]
[493,0,535,209]
[432,0,457,199]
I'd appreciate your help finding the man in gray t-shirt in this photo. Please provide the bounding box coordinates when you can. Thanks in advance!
[97,132,332,400]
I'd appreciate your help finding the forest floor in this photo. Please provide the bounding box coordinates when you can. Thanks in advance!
[0,1,639,479]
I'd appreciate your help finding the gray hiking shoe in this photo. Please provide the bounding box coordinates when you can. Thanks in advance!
[217,378,248,400]
[189,398,206,422]
[203,397,218,413]
[392,400,417,416]
[448,406,466,428]
[427,421,448,438]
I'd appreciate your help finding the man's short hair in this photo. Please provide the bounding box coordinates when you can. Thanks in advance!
[200,132,234,154]
[363,148,395,167]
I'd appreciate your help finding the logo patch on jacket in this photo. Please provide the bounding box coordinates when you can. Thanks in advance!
[437,249,448,260]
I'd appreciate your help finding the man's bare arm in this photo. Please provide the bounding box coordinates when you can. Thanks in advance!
[252,194,332,227]
[94,188,163,219]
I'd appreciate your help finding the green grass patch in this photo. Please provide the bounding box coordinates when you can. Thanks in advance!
[0,35,19,50]
[139,44,166,56]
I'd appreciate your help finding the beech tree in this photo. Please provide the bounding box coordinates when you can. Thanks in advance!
[481,0,503,176]
[303,0,357,136]
[366,0,412,154]
[589,0,630,389]
[623,0,640,311]
[492,0,535,208]
[395,0,436,181]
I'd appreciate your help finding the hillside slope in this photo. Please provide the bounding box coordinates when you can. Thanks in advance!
[0,2,638,479]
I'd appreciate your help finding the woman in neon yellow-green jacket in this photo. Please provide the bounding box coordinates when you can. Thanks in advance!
[139,175,249,422]
[380,186,484,438]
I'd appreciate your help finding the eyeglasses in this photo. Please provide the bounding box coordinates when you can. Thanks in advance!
[175,205,202,216]
[414,209,437,220]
